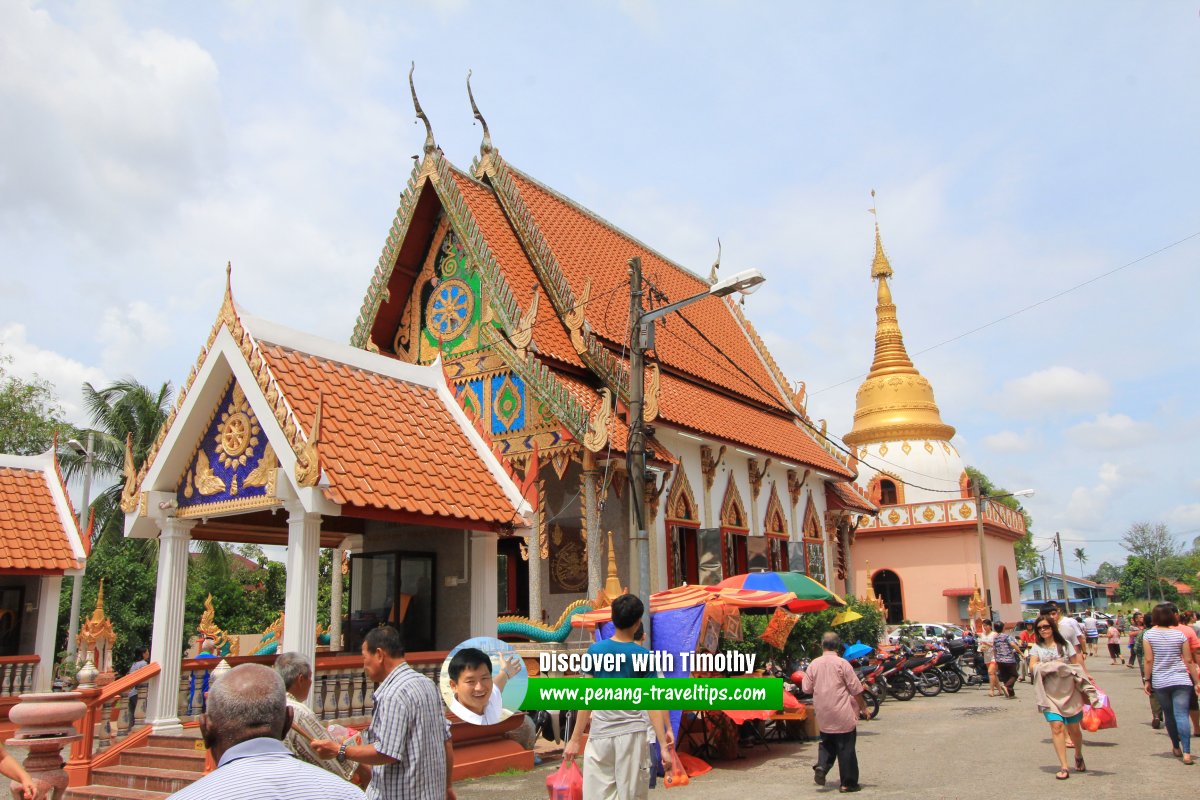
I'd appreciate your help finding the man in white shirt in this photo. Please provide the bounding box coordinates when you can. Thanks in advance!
[1043,602,1086,663]
[445,648,521,725]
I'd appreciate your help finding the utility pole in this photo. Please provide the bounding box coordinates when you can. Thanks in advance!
[627,257,651,637]
[66,431,95,652]
[1055,531,1071,615]
[1040,555,1050,604]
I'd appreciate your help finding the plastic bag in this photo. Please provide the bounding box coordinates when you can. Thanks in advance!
[547,758,583,800]
[663,749,690,788]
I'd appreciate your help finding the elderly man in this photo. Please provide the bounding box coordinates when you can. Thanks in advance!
[313,625,455,800]
[802,632,867,793]
[275,652,369,786]
[167,663,364,800]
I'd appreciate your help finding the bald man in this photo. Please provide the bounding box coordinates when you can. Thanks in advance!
[167,663,363,800]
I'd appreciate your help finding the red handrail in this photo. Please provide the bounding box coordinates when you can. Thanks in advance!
[66,661,161,786]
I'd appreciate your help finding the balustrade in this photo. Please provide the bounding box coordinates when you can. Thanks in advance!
[0,656,38,697]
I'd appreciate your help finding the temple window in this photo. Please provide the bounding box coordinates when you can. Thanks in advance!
[879,478,898,505]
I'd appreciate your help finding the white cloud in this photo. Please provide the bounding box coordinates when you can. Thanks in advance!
[999,366,1110,417]
[1166,504,1200,535]
[982,430,1034,453]
[98,302,173,377]
[0,3,225,243]
[1066,413,1155,450]
[1063,462,1122,530]
[0,323,108,425]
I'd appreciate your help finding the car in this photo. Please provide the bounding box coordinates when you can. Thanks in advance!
[887,622,966,646]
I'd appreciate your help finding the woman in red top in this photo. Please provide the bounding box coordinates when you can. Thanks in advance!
[1017,621,1037,683]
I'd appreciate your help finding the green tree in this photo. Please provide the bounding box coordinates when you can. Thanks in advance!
[1116,556,1180,605]
[0,352,73,454]
[1073,547,1088,576]
[965,466,1037,575]
[721,596,886,665]
[1121,522,1181,602]
[1089,561,1122,584]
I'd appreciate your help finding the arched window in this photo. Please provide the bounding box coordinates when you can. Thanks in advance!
[868,473,904,506]
[763,485,789,572]
[998,566,1013,605]
[665,469,700,586]
[872,569,904,624]
[720,480,749,578]
[878,479,898,506]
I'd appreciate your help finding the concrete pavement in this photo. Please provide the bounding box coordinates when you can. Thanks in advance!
[455,657,1194,799]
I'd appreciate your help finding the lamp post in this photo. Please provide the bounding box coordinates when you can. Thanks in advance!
[627,257,764,635]
[66,433,96,652]
[973,482,1033,621]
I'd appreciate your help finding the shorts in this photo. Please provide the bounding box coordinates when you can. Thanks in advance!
[1107,643,1121,657]
[1042,710,1084,725]
[1085,636,1098,644]
[996,661,1019,683]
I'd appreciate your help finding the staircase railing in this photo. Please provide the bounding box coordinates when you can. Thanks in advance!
[65,661,161,786]
[176,651,448,722]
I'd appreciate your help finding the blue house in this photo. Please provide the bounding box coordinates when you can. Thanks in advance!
[1019,572,1109,613]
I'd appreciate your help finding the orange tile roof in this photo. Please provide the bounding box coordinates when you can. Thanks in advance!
[506,167,792,412]
[825,481,878,514]
[0,455,86,573]
[448,170,583,369]
[256,341,523,527]
[658,372,852,477]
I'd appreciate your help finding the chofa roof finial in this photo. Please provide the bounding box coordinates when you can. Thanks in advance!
[467,69,492,155]
[409,62,436,154]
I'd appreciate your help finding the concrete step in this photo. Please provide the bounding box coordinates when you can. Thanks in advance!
[92,765,202,795]
[146,733,205,752]
[63,785,169,800]
[119,746,207,771]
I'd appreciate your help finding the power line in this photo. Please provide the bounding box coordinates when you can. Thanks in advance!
[811,229,1200,396]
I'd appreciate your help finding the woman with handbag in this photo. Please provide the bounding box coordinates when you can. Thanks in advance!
[1028,614,1089,780]
[1143,602,1200,765]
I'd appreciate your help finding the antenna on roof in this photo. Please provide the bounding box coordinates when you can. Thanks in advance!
[409,62,436,155]
[466,69,492,155]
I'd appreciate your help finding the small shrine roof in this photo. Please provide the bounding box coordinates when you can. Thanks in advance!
[0,450,88,574]
[247,317,529,526]
[825,480,878,514]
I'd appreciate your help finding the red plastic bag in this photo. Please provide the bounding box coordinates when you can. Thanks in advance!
[547,758,583,800]
[663,749,690,788]
[1082,704,1117,731]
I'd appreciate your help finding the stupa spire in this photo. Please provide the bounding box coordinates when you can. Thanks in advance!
[844,192,955,447]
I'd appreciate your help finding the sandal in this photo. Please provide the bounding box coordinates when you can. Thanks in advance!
[1075,756,1086,772]
[1055,769,1070,780]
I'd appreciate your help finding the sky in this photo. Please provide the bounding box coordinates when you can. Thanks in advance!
[1,1,1197,572]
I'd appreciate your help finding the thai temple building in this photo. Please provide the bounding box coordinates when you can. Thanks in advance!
[121,82,877,732]
[845,216,1025,625]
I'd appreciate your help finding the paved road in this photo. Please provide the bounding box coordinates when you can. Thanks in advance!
[455,657,1193,799]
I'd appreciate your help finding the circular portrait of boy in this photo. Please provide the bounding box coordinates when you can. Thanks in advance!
[439,636,528,725]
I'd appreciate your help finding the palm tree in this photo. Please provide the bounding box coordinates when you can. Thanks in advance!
[1073,547,1088,577]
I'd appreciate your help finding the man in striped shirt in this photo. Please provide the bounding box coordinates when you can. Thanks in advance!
[313,626,456,800]
[167,663,364,800]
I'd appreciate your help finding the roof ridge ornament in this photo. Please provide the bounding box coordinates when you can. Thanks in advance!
[708,238,721,284]
[466,69,493,156]
[409,62,436,155]
[294,391,322,488]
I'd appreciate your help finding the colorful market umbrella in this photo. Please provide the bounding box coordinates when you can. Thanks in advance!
[710,571,845,613]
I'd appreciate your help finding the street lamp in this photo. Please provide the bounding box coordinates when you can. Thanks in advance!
[627,259,765,636]
[974,483,1034,621]
[65,433,95,652]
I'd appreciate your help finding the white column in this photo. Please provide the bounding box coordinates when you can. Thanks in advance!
[31,576,62,691]
[469,531,498,637]
[329,546,343,653]
[283,502,321,679]
[147,518,195,734]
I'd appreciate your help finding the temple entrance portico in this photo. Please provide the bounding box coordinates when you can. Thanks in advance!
[122,276,532,734]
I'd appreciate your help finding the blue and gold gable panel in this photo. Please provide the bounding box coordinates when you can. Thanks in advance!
[175,379,281,518]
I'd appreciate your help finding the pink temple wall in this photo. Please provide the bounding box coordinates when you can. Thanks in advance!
[853,526,1023,624]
